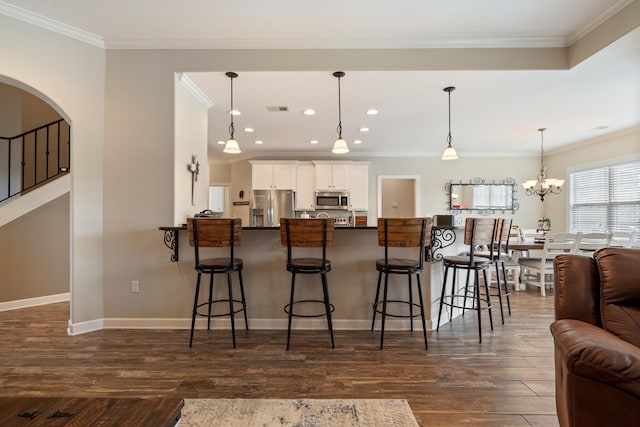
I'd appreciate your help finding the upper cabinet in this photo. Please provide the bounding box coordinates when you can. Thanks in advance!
[349,163,369,210]
[295,162,315,211]
[313,161,350,191]
[250,161,297,190]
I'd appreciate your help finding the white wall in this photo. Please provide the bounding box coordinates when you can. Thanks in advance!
[0,15,105,328]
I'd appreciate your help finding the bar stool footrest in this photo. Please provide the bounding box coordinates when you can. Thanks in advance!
[284,299,335,318]
[196,299,246,318]
[439,295,492,311]
[372,300,424,318]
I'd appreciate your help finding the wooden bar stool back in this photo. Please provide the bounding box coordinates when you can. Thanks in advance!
[187,218,248,348]
[371,217,432,349]
[436,217,497,343]
[280,218,335,350]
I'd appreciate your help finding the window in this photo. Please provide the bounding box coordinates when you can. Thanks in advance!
[569,160,640,233]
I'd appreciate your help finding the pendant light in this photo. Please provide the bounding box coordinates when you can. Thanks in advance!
[441,86,458,160]
[332,71,350,154]
[522,128,565,201]
[223,71,241,154]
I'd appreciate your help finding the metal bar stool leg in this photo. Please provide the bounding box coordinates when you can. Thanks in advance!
[238,269,249,329]
[380,271,390,349]
[475,269,483,343]
[207,273,214,330]
[286,273,296,351]
[494,263,505,325]
[450,267,459,321]
[189,273,202,348]
[416,273,428,350]
[408,274,414,331]
[371,270,383,331]
[501,261,512,316]
[227,271,236,349]
[483,269,494,331]
[436,265,449,332]
[321,272,335,349]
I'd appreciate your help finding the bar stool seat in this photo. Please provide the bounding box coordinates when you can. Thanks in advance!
[187,218,248,348]
[371,217,432,350]
[280,218,335,351]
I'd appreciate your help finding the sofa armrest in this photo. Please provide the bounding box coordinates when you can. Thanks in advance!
[551,319,640,398]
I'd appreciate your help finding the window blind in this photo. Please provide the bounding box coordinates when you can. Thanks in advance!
[569,160,640,233]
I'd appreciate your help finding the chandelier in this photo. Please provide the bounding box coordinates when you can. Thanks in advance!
[522,128,564,201]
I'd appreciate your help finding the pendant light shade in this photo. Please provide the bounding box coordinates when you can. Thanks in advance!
[441,86,458,160]
[223,72,241,154]
[332,71,350,154]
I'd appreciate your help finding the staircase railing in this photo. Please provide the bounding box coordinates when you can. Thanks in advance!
[0,119,71,204]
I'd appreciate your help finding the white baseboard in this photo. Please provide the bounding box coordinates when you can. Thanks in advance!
[101,317,432,331]
[67,318,104,336]
[0,292,69,312]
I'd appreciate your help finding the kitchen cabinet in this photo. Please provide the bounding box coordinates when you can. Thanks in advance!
[313,161,350,191]
[295,163,315,211]
[250,161,297,190]
[349,163,369,210]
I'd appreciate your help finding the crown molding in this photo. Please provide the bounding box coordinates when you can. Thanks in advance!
[177,73,214,109]
[0,0,104,48]
[568,0,636,45]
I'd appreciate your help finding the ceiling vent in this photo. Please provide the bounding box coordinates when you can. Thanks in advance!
[266,106,289,112]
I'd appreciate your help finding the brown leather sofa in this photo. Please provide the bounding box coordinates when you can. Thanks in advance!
[551,248,640,427]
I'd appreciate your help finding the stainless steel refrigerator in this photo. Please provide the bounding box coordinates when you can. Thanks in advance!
[250,189,295,227]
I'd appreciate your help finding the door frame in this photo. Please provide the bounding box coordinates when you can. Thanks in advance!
[377,175,421,218]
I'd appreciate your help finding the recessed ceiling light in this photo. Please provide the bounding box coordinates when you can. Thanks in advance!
[254,140,263,144]
[217,140,226,145]
[353,140,363,144]
[229,110,241,116]
[359,127,370,132]
[309,140,319,144]
[366,109,378,115]
[587,125,611,131]
[303,109,316,115]
[244,127,254,132]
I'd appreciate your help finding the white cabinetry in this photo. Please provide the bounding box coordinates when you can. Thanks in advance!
[349,163,369,210]
[295,163,315,211]
[250,161,297,190]
[313,161,350,191]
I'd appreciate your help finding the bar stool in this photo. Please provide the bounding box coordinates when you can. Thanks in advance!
[436,217,496,343]
[476,218,512,324]
[280,218,335,351]
[371,217,431,350]
[187,218,248,348]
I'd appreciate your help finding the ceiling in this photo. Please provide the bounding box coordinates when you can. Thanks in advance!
[2,0,639,159]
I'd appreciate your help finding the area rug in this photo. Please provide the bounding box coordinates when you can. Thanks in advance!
[179,398,418,427]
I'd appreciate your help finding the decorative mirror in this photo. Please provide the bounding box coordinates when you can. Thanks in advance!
[445,178,518,214]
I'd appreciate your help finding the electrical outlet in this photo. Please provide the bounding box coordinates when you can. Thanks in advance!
[131,280,140,293]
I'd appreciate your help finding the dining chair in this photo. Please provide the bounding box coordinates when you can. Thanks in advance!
[187,217,248,348]
[576,231,611,254]
[609,230,637,248]
[517,232,581,296]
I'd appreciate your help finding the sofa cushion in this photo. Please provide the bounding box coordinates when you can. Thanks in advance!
[595,248,640,348]
[554,254,600,325]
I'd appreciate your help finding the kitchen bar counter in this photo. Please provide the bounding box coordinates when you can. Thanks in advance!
[158,223,463,330]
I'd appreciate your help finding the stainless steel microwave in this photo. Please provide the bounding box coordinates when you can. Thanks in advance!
[316,191,349,210]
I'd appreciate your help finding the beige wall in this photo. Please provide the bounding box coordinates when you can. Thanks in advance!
[1,15,105,327]
[381,179,415,217]
[0,193,69,302]
[545,127,640,232]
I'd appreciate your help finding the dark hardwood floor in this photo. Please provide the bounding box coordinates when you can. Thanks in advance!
[0,289,558,426]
